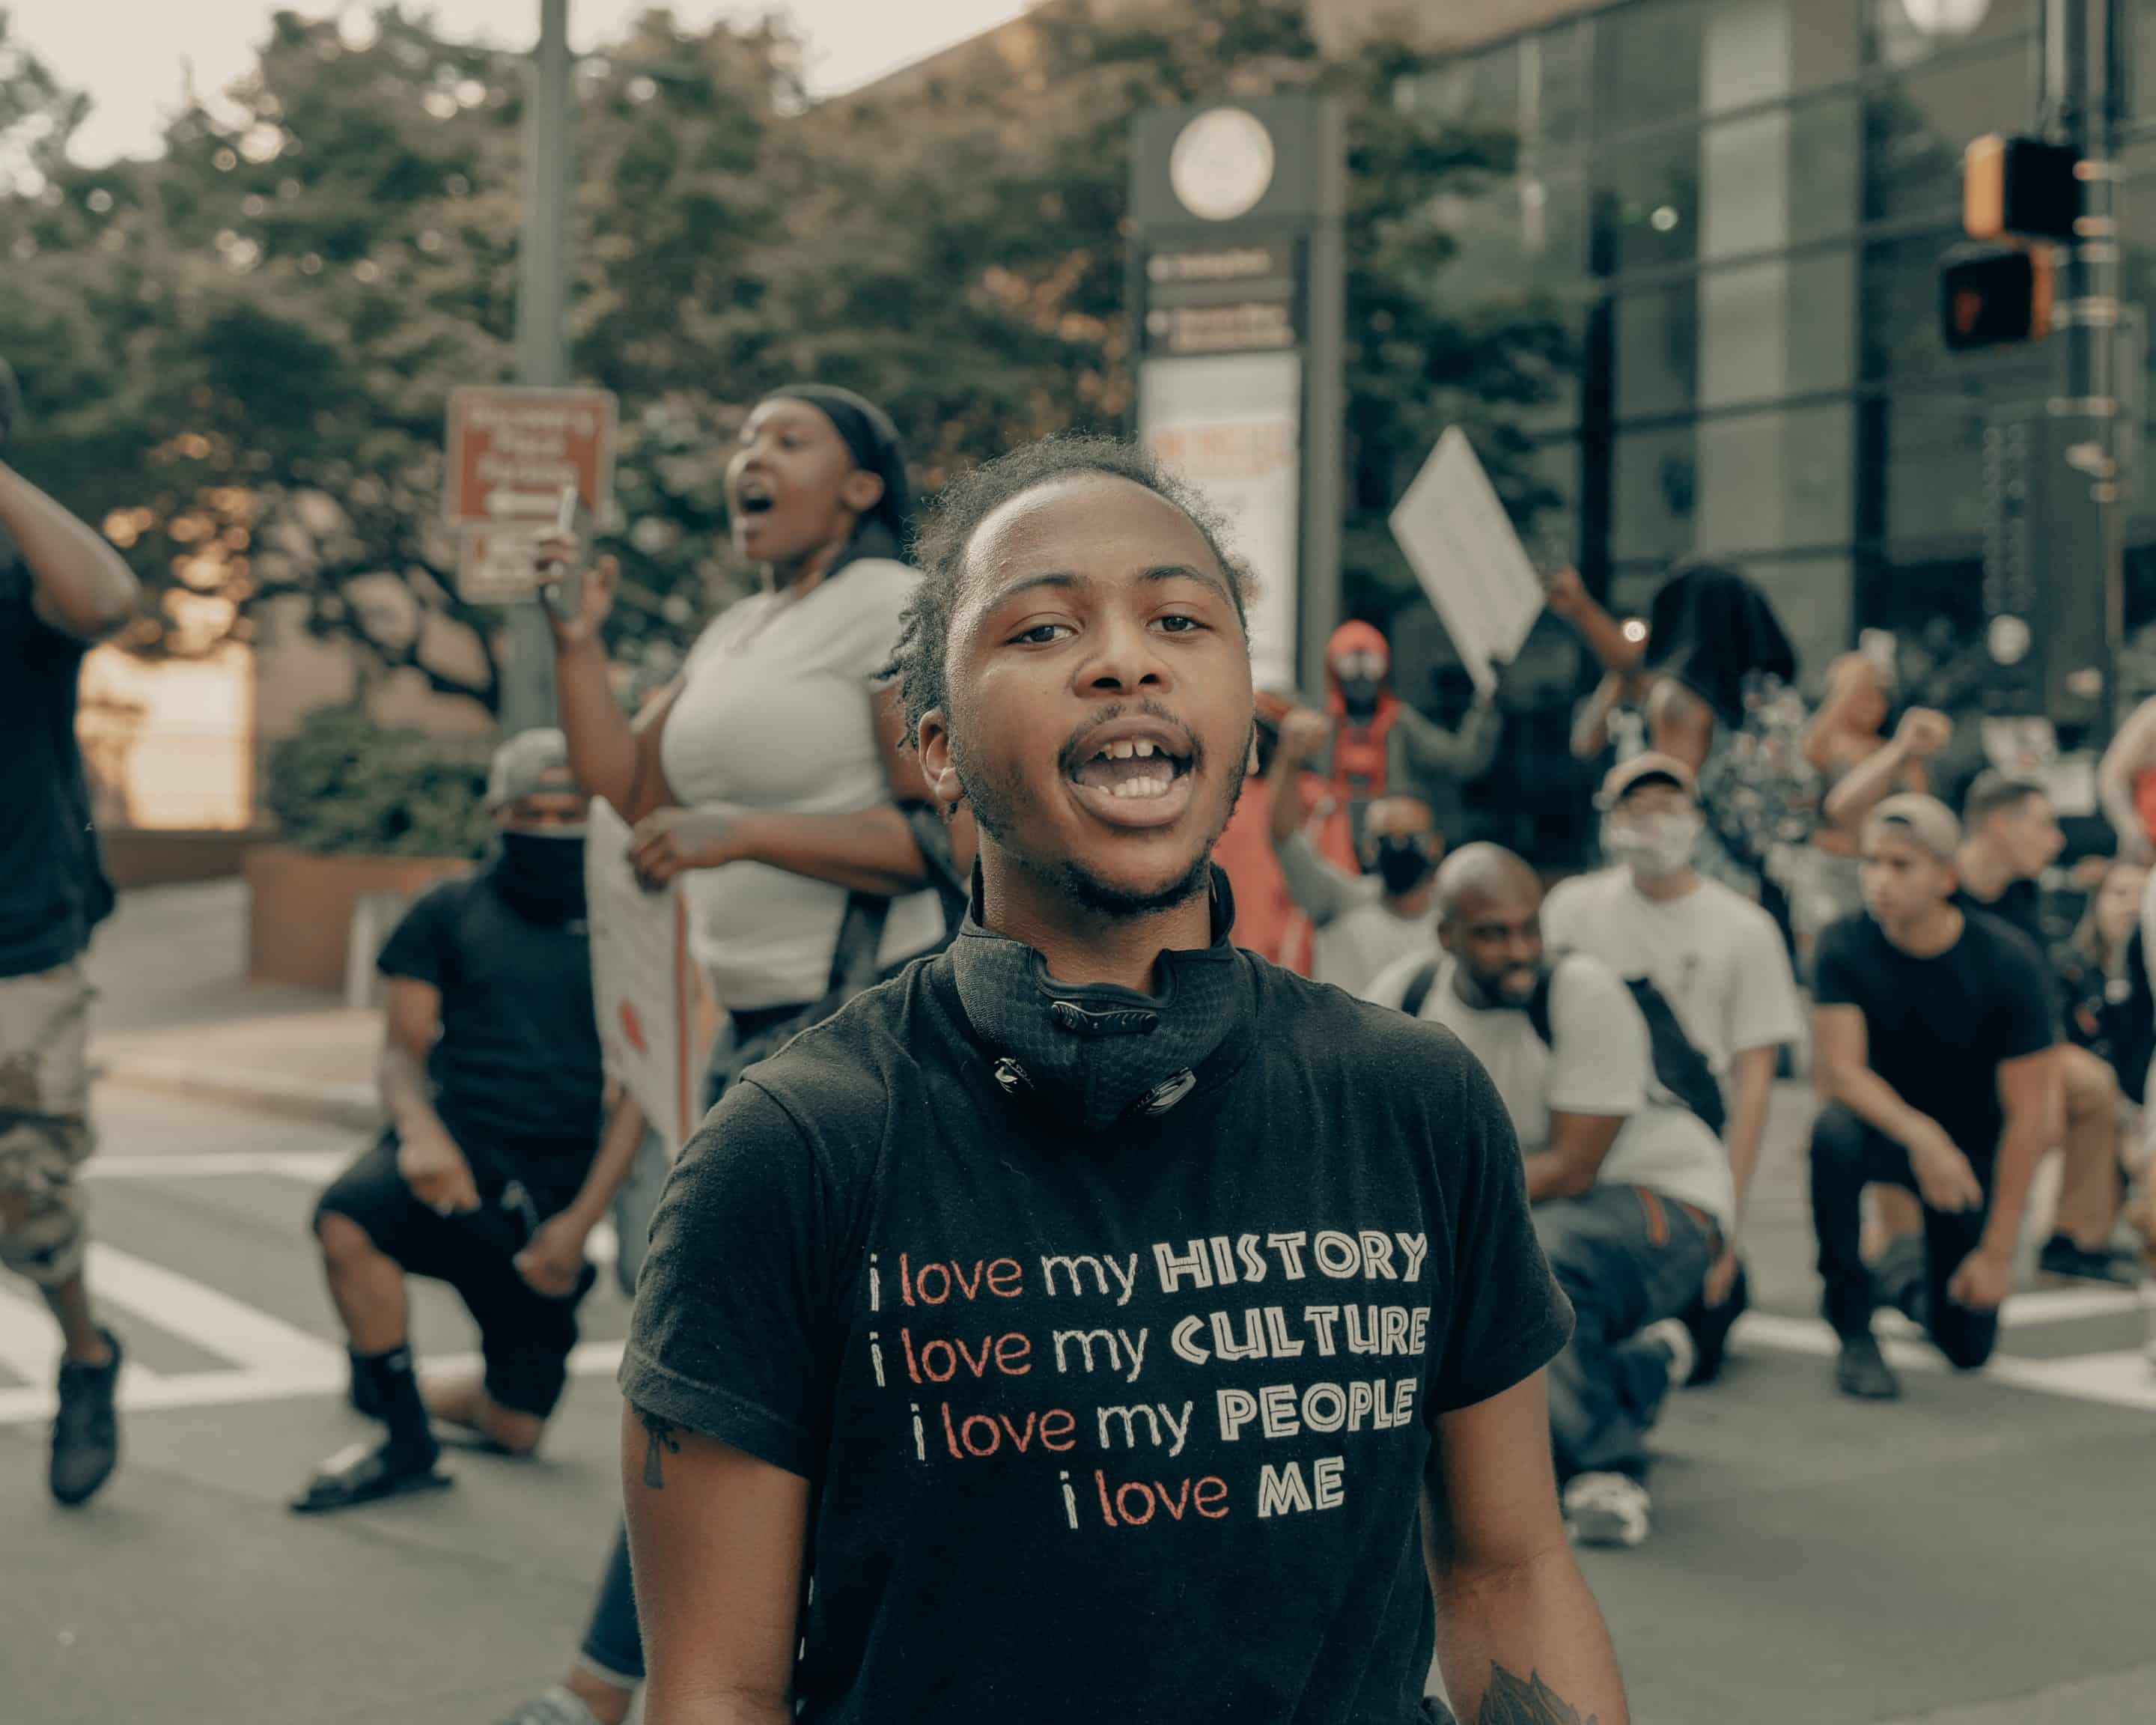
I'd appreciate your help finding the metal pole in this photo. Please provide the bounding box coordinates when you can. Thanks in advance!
[502,0,573,734]
[1297,96,1348,705]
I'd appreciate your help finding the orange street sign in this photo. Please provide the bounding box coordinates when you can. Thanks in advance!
[444,386,617,528]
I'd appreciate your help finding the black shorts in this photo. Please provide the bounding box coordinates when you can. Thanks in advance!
[315,1134,597,1418]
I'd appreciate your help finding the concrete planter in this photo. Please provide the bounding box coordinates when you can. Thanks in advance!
[245,846,469,992]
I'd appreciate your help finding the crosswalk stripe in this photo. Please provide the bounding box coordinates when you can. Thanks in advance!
[0,1280,61,1384]
[83,1242,344,1379]
[0,1339,624,1427]
[82,1151,352,1182]
[1734,1312,2156,1412]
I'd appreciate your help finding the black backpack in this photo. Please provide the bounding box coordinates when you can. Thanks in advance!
[1398,953,1727,1137]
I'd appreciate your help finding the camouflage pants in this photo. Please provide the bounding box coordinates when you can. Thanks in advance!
[0,962,94,1289]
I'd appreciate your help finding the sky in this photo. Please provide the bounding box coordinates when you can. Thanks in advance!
[7,0,1036,166]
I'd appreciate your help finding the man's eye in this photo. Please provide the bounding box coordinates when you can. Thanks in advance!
[1156,614,1206,634]
[1011,622,1068,646]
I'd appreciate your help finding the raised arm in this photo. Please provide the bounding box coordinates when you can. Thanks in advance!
[624,1408,811,1725]
[1392,696,1502,782]
[1569,670,1628,764]
[1822,709,1950,833]
[0,460,139,642]
[1422,1375,1628,1724]
[1544,565,1644,677]
[2098,698,2156,865]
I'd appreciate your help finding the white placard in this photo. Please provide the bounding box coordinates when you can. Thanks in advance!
[1389,426,1546,696]
[1139,350,1302,693]
[583,800,698,1150]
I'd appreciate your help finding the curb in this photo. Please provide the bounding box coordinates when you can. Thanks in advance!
[96,1056,383,1131]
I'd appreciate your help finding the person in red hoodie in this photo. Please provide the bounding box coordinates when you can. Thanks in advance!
[1321,620,1501,864]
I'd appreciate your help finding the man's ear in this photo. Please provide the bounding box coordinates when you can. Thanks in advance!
[841,469,886,518]
[919,708,965,809]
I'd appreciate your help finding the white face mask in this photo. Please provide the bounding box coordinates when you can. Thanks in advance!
[1602,809,1702,879]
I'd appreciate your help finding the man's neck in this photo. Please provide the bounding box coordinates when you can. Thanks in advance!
[1955,840,2015,903]
[977,852,1213,994]
[1628,865,1701,904]
[764,532,848,596]
[1383,881,1435,921]
[1883,901,1963,958]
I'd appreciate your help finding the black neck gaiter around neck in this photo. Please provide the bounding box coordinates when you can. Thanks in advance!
[948,866,1255,1134]
[488,830,588,927]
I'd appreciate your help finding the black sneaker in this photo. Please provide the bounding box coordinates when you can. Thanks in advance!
[2036,1234,2140,1289]
[1679,1261,1750,1387]
[1834,1332,1901,1402]
[50,1329,122,1507]
[290,1439,451,1515]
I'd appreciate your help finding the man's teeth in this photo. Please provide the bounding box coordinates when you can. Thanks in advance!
[1096,740,1161,761]
[1107,773,1174,800]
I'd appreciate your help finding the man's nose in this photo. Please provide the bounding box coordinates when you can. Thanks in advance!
[1082,613,1171,694]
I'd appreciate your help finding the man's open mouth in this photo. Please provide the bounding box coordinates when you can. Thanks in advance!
[1064,722,1196,809]
[735,477,776,515]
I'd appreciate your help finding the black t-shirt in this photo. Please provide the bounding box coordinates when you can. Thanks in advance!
[1952,877,2047,955]
[623,952,1572,1725]
[376,871,605,1204]
[1813,910,2056,1160]
[0,552,115,977]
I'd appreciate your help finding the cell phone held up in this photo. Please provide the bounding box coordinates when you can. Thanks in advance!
[543,482,584,624]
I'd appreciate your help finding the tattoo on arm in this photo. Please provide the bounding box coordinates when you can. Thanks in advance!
[1476,1664,1597,1725]
[640,1410,680,1489]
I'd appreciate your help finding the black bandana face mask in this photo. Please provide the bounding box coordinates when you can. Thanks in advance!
[948,868,1253,1134]
[1369,835,1434,895]
[490,830,588,926]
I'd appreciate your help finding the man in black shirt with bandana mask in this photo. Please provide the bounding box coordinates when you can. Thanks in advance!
[293,729,640,1513]
[621,438,1624,1725]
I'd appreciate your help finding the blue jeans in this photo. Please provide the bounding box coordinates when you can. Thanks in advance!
[579,1523,642,1685]
[1534,1184,1715,1483]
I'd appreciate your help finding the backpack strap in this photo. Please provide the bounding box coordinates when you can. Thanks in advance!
[1399,958,1443,1020]
[1524,951,1565,1046]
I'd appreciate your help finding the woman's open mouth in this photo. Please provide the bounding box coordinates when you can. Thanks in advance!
[1063,724,1198,830]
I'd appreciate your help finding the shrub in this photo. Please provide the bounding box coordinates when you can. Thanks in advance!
[264,706,494,857]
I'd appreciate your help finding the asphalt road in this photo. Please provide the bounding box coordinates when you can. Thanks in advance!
[2,1085,2150,1724]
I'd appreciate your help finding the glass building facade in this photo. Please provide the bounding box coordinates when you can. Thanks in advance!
[1410,0,2156,691]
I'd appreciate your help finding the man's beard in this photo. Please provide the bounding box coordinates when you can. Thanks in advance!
[953,719,1250,923]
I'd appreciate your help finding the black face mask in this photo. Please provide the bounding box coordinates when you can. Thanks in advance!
[490,830,588,927]
[1369,835,1435,895]
[948,866,1255,1134]
[1338,675,1382,722]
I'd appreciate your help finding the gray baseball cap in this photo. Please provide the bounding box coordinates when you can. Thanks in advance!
[486,728,577,810]
[1866,793,1961,862]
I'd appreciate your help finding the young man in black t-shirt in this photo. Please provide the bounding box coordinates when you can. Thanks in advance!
[293,731,641,1513]
[1809,795,2059,1402]
[619,439,1622,1725]
[1954,773,2132,1285]
[0,357,141,1508]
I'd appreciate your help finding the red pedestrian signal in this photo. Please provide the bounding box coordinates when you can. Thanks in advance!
[1940,246,2053,350]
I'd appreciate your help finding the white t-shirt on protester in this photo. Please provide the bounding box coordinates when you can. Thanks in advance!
[1541,867,1802,1075]
[1364,950,1736,1232]
[1273,830,1438,997]
[660,556,945,1011]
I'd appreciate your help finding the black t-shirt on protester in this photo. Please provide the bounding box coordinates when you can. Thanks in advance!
[0,550,115,978]
[376,871,605,1207]
[623,952,1573,1725]
[1812,910,2056,1163]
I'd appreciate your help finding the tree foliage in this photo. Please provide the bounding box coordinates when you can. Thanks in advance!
[0,1,1572,715]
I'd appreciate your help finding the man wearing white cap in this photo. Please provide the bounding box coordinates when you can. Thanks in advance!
[1543,753,1803,1384]
[1809,795,2059,1401]
[293,730,643,1511]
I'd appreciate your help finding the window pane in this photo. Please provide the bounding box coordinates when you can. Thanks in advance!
[1606,97,1858,276]
[1865,42,2029,225]
[1614,249,1857,422]
[1601,0,1859,133]
[1614,403,1853,563]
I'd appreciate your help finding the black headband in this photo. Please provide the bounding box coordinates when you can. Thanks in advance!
[769,383,914,547]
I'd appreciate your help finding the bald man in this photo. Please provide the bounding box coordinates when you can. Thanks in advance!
[1366,845,1730,1549]
[1267,707,1442,994]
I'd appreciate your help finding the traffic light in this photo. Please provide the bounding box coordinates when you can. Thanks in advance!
[1941,244,2053,350]
[1964,134,2082,243]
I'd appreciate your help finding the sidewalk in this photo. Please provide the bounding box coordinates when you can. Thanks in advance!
[87,881,382,1130]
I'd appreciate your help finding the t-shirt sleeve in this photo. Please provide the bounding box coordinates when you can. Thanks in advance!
[1724,903,1804,1056]
[1538,877,1587,952]
[1426,1045,1574,1417]
[1362,951,1423,1011]
[375,883,461,991]
[619,1077,834,1476]
[1543,957,1646,1117]
[1811,916,1865,1010]
[1990,926,2061,1061]
[835,559,922,684]
[1276,830,1359,928]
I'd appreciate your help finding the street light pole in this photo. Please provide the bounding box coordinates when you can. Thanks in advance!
[501,0,573,734]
